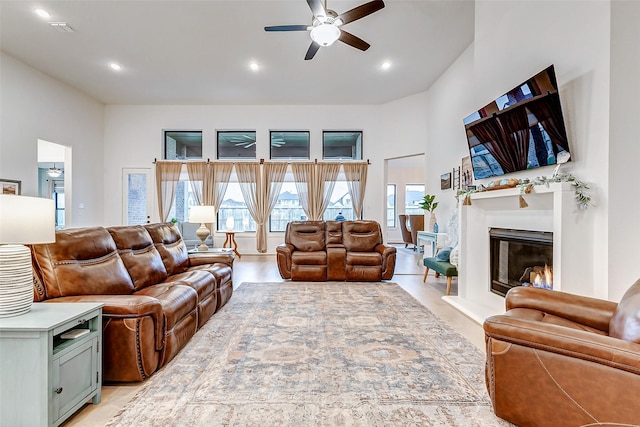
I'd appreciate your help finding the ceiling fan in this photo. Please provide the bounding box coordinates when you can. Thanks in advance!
[264,0,385,60]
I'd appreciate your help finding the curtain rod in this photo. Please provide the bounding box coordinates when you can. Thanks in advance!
[153,158,371,165]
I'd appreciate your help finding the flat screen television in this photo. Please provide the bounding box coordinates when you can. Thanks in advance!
[463,65,570,180]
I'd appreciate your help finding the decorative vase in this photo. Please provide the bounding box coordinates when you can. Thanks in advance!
[429,212,437,232]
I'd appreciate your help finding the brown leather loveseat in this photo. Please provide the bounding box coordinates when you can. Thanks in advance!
[30,222,234,382]
[276,220,396,281]
[483,279,640,426]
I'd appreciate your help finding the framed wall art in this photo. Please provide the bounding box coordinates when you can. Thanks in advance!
[461,156,473,190]
[0,179,21,195]
[440,172,452,190]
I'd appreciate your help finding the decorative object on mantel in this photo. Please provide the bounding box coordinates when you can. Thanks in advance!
[518,173,592,210]
[418,194,439,232]
[455,172,593,210]
[485,178,519,191]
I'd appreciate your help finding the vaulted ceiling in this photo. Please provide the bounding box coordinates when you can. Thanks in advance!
[0,1,474,105]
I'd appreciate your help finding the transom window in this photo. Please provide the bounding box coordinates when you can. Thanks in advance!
[164,131,202,160]
[217,131,257,159]
[323,131,362,160]
[270,131,310,160]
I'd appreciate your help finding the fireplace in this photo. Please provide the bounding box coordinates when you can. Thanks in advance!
[489,228,553,297]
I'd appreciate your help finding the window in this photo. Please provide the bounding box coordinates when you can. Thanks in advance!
[387,184,396,228]
[217,181,256,232]
[405,184,425,215]
[270,131,310,160]
[323,131,362,160]
[269,171,356,232]
[164,131,202,160]
[217,131,257,159]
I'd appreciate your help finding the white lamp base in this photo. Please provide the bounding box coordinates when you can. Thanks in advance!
[0,245,34,318]
[195,223,211,252]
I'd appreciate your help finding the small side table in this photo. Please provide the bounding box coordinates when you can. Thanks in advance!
[223,231,241,258]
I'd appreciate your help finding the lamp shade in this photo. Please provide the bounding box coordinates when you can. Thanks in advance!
[189,205,216,224]
[0,195,55,244]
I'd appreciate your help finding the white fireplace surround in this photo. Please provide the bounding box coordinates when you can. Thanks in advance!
[443,182,595,324]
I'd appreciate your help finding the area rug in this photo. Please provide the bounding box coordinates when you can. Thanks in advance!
[107,282,511,426]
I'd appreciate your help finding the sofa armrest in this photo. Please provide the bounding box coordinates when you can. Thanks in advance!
[276,243,294,279]
[188,252,234,267]
[505,286,617,332]
[375,244,397,280]
[45,295,165,350]
[484,314,640,375]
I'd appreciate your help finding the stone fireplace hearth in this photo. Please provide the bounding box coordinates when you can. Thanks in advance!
[443,182,594,324]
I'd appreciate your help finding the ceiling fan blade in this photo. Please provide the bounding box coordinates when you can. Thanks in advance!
[265,25,309,32]
[337,0,385,25]
[307,0,325,17]
[338,31,370,51]
[305,41,321,60]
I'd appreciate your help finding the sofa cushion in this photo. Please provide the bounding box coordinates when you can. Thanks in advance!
[342,220,382,252]
[31,227,135,297]
[292,250,327,265]
[108,225,169,291]
[609,278,640,343]
[166,270,217,302]
[134,283,198,331]
[346,251,382,266]
[145,223,190,275]
[325,221,343,245]
[287,221,326,252]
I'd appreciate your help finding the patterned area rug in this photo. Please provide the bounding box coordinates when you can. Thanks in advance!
[107,282,510,426]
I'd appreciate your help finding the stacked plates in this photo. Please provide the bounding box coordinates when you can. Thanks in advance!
[0,245,34,318]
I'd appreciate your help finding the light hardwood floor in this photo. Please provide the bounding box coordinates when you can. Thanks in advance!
[63,247,484,426]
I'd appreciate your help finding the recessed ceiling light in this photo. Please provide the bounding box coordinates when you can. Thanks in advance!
[109,63,122,71]
[249,62,260,72]
[381,61,392,71]
[34,8,51,19]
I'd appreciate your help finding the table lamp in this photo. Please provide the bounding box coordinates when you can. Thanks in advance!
[189,205,216,251]
[0,195,55,318]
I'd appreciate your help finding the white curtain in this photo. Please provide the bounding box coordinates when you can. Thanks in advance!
[343,162,368,219]
[155,161,182,222]
[291,162,340,221]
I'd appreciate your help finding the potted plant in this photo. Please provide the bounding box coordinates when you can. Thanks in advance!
[418,194,439,232]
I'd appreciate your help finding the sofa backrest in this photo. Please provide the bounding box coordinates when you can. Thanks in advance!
[609,278,640,343]
[144,222,190,275]
[342,220,382,252]
[325,221,343,246]
[286,221,326,252]
[108,225,169,291]
[31,226,135,299]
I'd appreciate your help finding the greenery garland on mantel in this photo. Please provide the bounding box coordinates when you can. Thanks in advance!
[456,173,593,210]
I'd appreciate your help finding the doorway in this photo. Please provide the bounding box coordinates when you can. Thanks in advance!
[37,139,72,229]
[384,154,426,244]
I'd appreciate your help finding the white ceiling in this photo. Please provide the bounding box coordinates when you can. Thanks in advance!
[0,0,474,105]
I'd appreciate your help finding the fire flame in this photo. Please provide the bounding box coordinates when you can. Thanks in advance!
[533,264,553,287]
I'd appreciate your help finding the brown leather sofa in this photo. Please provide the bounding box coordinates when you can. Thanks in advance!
[276,220,396,281]
[31,222,234,382]
[483,279,640,427]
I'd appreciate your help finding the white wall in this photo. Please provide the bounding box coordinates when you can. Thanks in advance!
[103,104,384,254]
[0,53,105,226]
[423,44,476,235]
[608,0,640,299]
[414,1,617,300]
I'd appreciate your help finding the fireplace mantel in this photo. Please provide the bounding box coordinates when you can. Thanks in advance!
[443,181,594,324]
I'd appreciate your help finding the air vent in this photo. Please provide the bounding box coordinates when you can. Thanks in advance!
[49,22,74,32]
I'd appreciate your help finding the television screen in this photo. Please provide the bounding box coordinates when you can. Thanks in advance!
[463,65,570,180]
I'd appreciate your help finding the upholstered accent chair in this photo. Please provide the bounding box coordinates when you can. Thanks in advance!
[483,279,640,426]
[398,214,413,248]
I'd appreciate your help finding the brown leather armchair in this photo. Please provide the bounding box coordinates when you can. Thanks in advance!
[276,220,396,282]
[483,279,640,427]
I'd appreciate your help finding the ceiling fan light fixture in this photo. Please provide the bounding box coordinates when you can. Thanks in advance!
[310,23,341,46]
